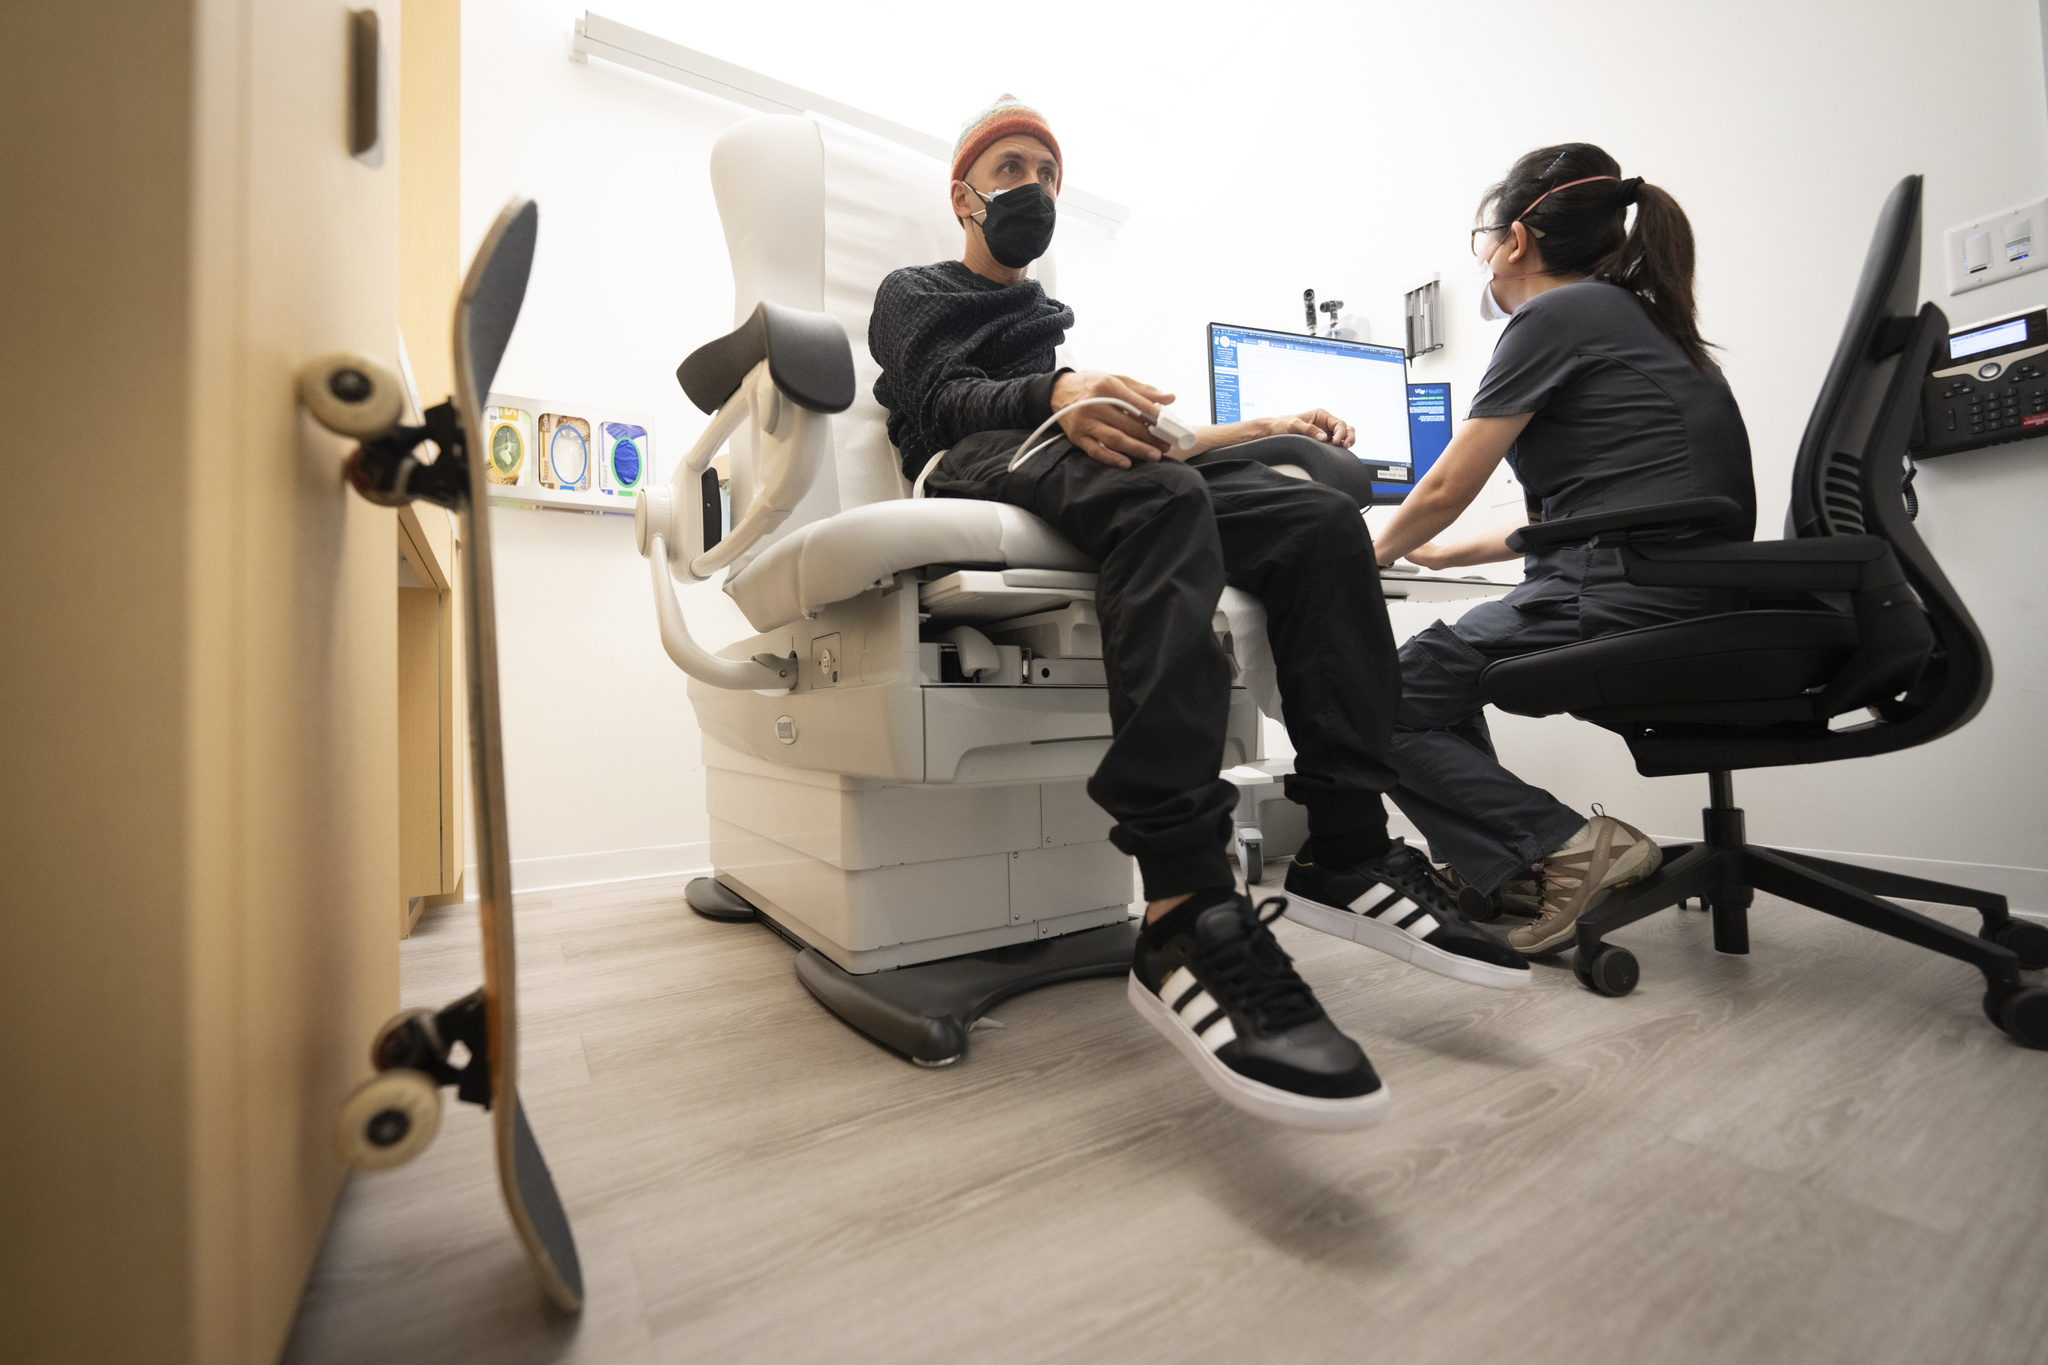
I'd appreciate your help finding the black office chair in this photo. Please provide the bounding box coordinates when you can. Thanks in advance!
[1480,174,2048,1048]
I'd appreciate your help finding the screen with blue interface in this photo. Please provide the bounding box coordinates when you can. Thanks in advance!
[1375,383,1453,502]
[1209,324,1413,485]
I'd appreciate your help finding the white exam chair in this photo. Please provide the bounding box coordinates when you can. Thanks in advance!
[636,115,1310,1066]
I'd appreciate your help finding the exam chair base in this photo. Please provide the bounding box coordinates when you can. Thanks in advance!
[1562,772,2048,1048]
[686,876,1137,1065]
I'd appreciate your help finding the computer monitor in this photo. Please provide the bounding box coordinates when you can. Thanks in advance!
[1376,382,1452,502]
[1209,323,1413,500]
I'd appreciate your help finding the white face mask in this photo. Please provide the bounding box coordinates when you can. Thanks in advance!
[1477,271,1512,322]
[1474,231,1513,321]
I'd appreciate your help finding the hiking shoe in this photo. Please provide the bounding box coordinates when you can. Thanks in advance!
[1508,815,1664,956]
[1284,840,1531,990]
[1437,861,1544,922]
[1130,891,1388,1130]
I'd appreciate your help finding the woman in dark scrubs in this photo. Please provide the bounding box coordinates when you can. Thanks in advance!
[1362,142,1755,957]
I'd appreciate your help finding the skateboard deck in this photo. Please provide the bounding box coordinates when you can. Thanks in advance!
[308,198,583,1313]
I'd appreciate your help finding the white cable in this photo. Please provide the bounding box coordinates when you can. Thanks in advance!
[1008,397,1150,473]
[911,448,947,498]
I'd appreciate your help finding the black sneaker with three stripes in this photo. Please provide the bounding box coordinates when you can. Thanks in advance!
[1283,839,1531,990]
[1128,890,1388,1130]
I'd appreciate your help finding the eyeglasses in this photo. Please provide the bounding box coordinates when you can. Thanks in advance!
[1469,225,1508,257]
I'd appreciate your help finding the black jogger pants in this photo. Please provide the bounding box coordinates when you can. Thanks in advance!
[929,431,1400,899]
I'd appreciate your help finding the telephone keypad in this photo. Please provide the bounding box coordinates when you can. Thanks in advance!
[1931,366,2047,440]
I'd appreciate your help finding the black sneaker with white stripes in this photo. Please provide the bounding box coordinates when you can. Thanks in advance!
[1129,891,1388,1130]
[1284,839,1531,990]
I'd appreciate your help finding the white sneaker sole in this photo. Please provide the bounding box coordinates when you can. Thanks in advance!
[1126,974,1389,1131]
[1283,893,1531,990]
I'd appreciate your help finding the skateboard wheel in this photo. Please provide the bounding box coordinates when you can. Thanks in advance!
[334,1067,442,1170]
[298,352,403,437]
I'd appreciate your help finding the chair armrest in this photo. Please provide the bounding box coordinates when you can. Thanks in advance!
[676,300,855,416]
[1505,496,1747,554]
[1621,535,1903,592]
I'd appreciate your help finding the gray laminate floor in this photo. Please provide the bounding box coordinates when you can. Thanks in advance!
[282,871,2048,1365]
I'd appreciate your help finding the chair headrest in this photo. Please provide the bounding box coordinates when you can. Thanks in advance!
[676,300,856,416]
[710,115,966,508]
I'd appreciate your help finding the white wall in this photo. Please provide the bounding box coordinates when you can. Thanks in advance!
[461,0,755,888]
[464,0,2048,902]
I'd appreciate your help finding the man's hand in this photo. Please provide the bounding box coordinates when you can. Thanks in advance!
[1265,408,1355,447]
[1052,370,1175,469]
[1182,407,1358,458]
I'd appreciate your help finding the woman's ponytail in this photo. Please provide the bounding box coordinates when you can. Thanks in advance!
[1480,144,1716,370]
[1596,182,1710,370]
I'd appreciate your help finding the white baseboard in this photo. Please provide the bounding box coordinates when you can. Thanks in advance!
[462,841,711,897]
[1755,843,2047,921]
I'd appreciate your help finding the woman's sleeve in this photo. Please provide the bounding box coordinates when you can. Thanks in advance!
[1468,308,1580,418]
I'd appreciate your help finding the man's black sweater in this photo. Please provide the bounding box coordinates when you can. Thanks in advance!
[869,260,1074,481]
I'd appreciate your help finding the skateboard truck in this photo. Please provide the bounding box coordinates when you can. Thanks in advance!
[336,992,494,1171]
[298,354,472,511]
[371,991,494,1107]
[343,400,472,511]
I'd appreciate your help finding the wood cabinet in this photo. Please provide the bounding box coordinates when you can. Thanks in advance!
[397,504,468,935]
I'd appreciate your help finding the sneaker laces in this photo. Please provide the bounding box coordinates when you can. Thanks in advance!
[1191,897,1322,1033]
[1537,809,1627,923]
[1377,842,1462,921]
[1530,867,1576,929]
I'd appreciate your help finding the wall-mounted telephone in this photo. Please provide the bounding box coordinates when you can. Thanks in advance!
[1914,308,2047,458]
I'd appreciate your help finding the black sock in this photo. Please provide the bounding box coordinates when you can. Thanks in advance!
[1302,830,1392,873]
[1139,884,1241,944]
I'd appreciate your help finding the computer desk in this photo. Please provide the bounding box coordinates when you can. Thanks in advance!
[1378,567,1518,602]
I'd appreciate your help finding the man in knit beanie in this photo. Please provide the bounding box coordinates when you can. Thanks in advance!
[869,96,1529,1130]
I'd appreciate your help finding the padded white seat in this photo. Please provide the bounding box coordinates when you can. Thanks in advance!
[721,495,1280,714]
[726,497,1094,632]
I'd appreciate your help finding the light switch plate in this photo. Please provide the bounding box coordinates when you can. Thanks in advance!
[1945,195,2047,295]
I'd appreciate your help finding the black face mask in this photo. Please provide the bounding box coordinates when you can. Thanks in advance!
[968,181,1057,268]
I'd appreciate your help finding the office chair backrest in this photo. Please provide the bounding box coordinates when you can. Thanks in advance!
[709,115,966,520]
[1782,174,1992,742]
[1788,175,1924,543]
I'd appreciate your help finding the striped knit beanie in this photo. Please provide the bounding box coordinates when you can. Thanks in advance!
[951,94,1062,192]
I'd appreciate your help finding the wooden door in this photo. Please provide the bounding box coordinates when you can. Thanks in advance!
[1,2,404,1362]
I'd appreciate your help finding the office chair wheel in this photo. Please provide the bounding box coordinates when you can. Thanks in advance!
[1985,919,2048,971]
[1573,943,1639,998]
[1984,985,2048,1049]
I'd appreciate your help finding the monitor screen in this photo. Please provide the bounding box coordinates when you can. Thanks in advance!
[1376,382,1452,502]
[1209,324,1413,490]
